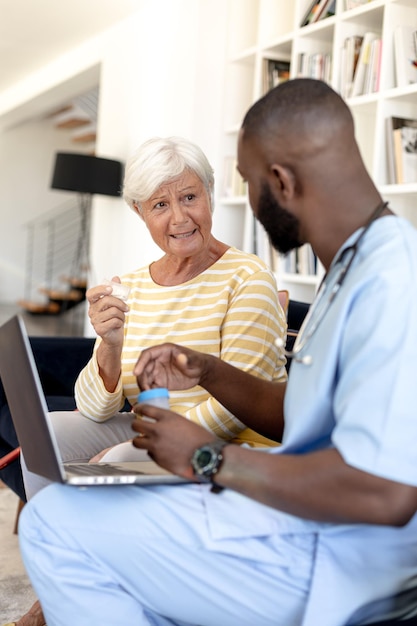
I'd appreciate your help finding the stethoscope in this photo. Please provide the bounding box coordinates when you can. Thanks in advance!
[275,200,389,366]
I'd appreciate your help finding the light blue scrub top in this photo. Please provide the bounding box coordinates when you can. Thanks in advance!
[205,216,417,626]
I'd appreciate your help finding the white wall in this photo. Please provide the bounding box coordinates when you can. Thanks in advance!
[0,0,232,311]
[90,0,230,282]
[0,117,83,301]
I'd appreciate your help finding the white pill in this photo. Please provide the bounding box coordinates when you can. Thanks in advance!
[103,279,130,302]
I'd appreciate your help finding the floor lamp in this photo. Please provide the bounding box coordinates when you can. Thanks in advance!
[50,152,123,287]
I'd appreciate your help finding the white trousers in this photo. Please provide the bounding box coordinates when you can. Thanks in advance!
[18,481,315,626]
[21,411,150,499]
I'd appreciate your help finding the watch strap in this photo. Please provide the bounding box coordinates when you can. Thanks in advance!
[209,440,228,493]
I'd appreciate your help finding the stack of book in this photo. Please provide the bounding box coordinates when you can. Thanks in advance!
[300,0,336,26]
[297,52,332,82]
[339,32,382,98]
[270,244,318,278]
[394,25,417,89]
[386,116,417,185]
[262,59,290,94]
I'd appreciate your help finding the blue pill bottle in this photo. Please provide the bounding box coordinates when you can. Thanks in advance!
[137,388,170,409]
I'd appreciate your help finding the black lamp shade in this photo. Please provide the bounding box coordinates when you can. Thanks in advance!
[51,152,123,197]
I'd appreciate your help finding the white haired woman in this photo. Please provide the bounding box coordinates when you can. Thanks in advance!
[16,135,287,626]
[21,136,287,502]
[20,136,286,496]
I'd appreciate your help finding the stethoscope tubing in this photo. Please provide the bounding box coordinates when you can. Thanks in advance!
[282,200,389,365]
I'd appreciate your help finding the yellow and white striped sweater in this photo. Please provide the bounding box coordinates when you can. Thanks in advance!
[75,247,287,447]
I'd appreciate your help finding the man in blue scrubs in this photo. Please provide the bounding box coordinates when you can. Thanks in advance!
[18,79,417,626]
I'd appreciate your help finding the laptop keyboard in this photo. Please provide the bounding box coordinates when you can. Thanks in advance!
[64,462,146,476]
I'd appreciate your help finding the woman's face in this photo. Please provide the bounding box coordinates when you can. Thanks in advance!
[138,170,213,258]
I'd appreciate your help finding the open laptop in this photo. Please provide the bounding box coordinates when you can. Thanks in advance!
[0,315,190,486]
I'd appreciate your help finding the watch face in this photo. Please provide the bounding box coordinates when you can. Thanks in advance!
[191,441,227,480]
[196,449,212,469]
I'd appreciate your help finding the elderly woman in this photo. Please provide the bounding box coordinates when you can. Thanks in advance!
[14,136,287,626]
[20,136,287,502]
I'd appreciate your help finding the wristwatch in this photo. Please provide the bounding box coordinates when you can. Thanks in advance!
[190,440,229,493]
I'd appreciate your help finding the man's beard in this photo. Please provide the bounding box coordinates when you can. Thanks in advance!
[257,182,302,255]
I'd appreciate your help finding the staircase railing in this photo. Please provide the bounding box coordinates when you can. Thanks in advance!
[20,199,90,313]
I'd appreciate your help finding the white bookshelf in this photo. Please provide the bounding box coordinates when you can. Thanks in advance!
[219,0,417,303]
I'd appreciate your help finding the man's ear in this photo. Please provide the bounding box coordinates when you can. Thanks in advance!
[270,164,296,200]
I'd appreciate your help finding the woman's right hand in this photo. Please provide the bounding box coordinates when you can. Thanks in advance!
[87,276,129,347]
[134,343,210,391]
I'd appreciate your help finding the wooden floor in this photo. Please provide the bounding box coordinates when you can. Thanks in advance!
[0,481,37,624]
[0,301,87,337]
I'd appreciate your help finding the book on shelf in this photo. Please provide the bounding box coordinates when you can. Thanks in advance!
[300,0,322,27]
[222,156,246,198]
[395,122,417,184]
[262,59,290,94]
[270,244,318,278]
[393,25,417,89]
[300,0,335,27]
[350,32,380,98]
[297,52,331,82]
[310,0,335,23]
[339,35,363,99]
[386,117,397,184]
[386,116,417,184]
[363,38,382,95]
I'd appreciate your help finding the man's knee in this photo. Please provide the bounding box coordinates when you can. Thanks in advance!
[21,483,75,531]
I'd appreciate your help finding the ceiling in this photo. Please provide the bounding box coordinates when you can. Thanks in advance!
[0,0,140,94]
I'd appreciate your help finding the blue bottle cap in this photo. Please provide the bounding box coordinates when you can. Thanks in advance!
[137,388,169,403]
